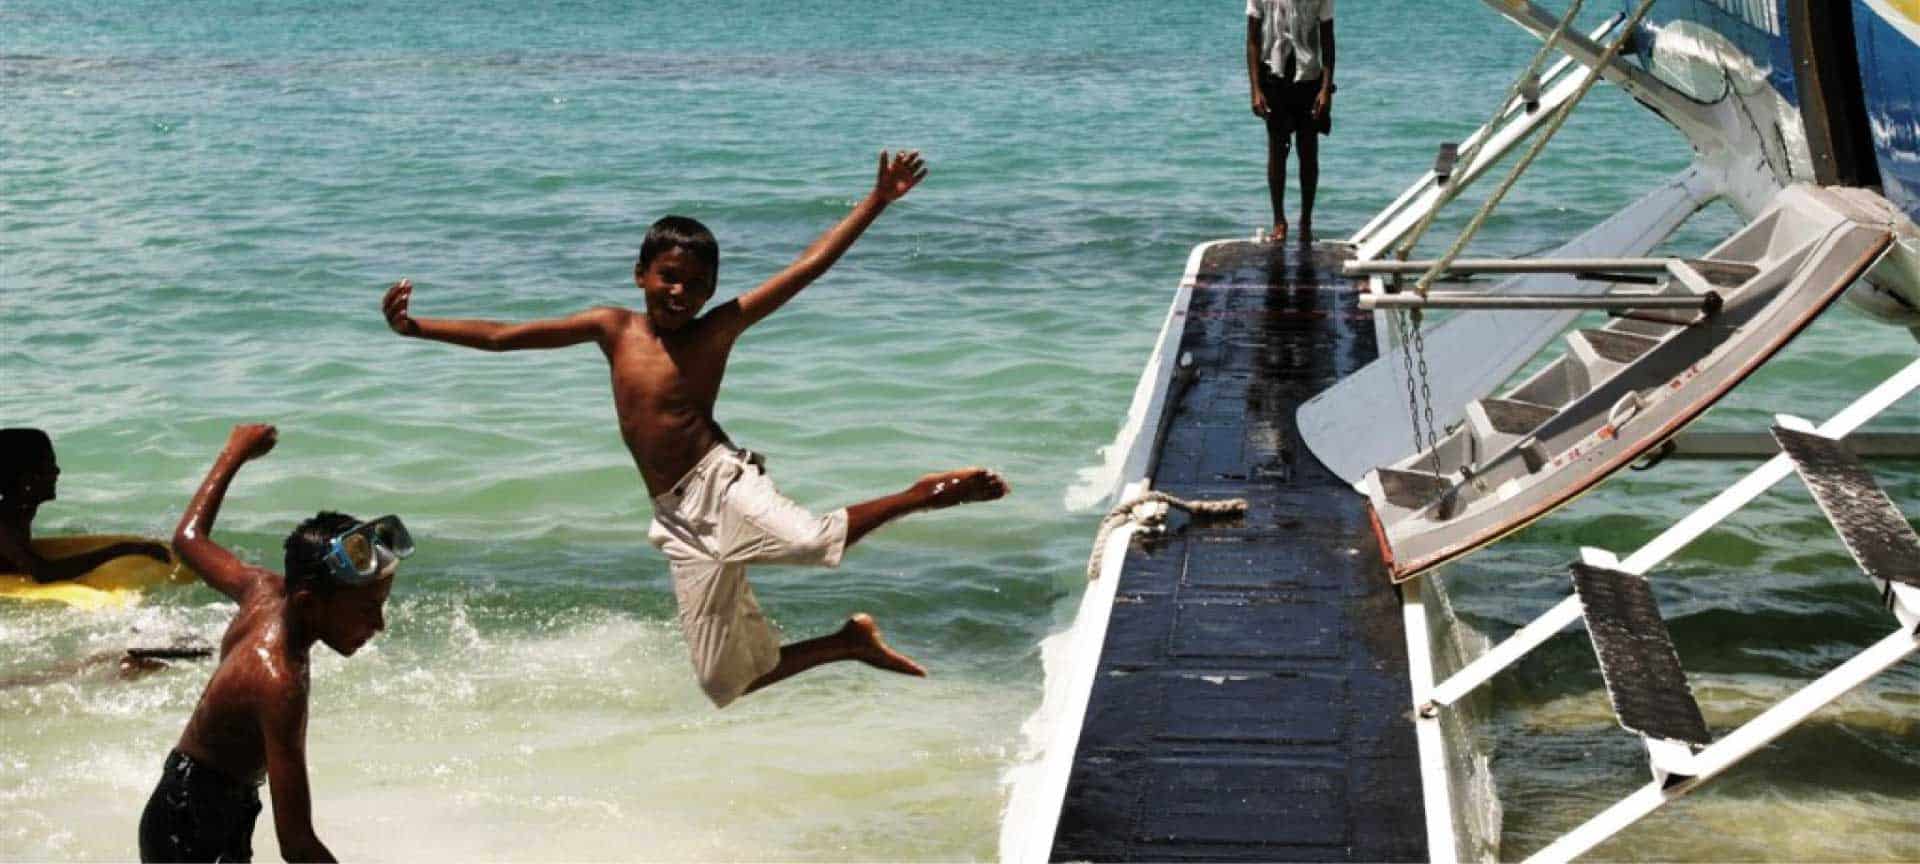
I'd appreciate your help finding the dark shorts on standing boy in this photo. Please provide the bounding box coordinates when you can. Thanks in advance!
[138,749,263,863]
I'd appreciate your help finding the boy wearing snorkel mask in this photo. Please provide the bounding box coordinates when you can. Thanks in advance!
[139,424,412,863]
[381,150,1008,709]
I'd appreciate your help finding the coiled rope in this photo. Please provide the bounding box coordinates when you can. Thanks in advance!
[1086,490,1248,580]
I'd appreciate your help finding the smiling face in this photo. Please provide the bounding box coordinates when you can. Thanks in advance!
[636,245,717,333]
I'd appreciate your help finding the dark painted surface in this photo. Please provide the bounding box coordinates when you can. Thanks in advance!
[1569,562,1713,746]
[1772,426,1920,588]
[1051,241,1427,862]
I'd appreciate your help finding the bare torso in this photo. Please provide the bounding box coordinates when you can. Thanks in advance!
[174,570,305,784]
[602,304,744,497]
[0,509,32,571]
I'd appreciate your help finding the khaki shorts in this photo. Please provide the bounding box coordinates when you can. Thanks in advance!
[647,444,847,708]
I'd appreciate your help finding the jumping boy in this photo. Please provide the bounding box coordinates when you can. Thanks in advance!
[381,149,1008,708]
[140,423,411,862]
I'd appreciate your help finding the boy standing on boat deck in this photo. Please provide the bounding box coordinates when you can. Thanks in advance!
[141,423,410,862]
[1248,0,1336,242]
[381,150,1009,708]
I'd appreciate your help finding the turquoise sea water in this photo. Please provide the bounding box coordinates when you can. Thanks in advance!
[3,1,1915,860]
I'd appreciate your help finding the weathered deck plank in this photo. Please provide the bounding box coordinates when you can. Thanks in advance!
[1051,241,1426,862]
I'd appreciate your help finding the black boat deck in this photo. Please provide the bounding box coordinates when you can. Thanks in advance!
[1050,241,1428,862]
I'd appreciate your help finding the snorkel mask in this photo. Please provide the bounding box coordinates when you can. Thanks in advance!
[319,515,414,585]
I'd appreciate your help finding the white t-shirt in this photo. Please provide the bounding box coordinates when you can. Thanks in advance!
[1248,0,1334,83]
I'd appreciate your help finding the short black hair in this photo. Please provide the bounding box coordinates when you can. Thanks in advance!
[1,428,55,491]
[636,215,718,277]
[283,511,360,594]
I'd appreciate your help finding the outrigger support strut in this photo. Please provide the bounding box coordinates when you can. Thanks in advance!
[1481,0,1720,147]
[1412,364,1920,863]
[1419,358,1920,712]
[1521,626,1918,863]
[1344,16,1634,261]
[1346,257,1756,279]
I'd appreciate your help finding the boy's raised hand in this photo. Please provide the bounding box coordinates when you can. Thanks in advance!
[383,278,420,335]
[873,149,927,203]
[225,423,277,463]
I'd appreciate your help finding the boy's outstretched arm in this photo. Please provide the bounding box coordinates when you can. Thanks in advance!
[173,424,278,603]
[384,279,621,351]
[731,150,926,332]
[262,696,337,863]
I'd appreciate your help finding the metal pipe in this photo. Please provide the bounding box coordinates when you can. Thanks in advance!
[1361,292,1716,311]
[1663,431,1920,460]
[1347,256,1675,275]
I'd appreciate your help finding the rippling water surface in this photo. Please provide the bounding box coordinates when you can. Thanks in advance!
[3,1,1915,859]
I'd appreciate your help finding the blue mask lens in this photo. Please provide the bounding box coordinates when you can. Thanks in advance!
[321,515,413,585]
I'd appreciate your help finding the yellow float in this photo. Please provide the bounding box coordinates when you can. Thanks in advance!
[0,535,197,610]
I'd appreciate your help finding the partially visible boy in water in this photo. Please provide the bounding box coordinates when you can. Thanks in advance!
[139,424,409,863]
[0,644,213,690]
[0,428,170,582]
[382,150,1009,709]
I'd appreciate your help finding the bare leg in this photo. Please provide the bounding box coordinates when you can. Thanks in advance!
[1295,122,1319,243]
[1266,123,1290,240]
[742,613,926,696]
[842,468,1008,548]
[732,471,1005,699]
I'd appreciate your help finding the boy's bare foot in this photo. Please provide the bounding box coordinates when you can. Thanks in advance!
[1297,220,1313,244]
[913,468,1010,510]
[841,613,927,678]
[1271,220,1288,242]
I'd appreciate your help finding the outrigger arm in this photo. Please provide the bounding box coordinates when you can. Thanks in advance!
[1517,404,1920,863]
[1304,166,1718,487]
[1482,0,1721,148]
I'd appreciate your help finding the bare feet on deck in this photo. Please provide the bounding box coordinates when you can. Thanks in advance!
[913,468,1010,510]
[841,613,927,678]
[1271,220,1288,242]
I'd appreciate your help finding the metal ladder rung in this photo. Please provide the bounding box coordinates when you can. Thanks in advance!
[1573,328,1662,364]
[1571,562,1712,747]
[1771,426,1920,588]
[1474,397,1559,435]
[1376,467,1454,510]
[1682,257,1759,287]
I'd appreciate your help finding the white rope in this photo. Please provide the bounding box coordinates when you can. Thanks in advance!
[1085,490,1248,580]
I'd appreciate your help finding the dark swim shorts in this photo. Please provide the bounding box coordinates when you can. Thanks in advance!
[138,749,263,863]
[1260,61,1327,137]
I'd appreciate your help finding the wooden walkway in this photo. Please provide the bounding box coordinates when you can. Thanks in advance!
[1050,240,1427,861]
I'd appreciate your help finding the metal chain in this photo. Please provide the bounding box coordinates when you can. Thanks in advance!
[1394,309,1429,468]
[1409,310,1445,477]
